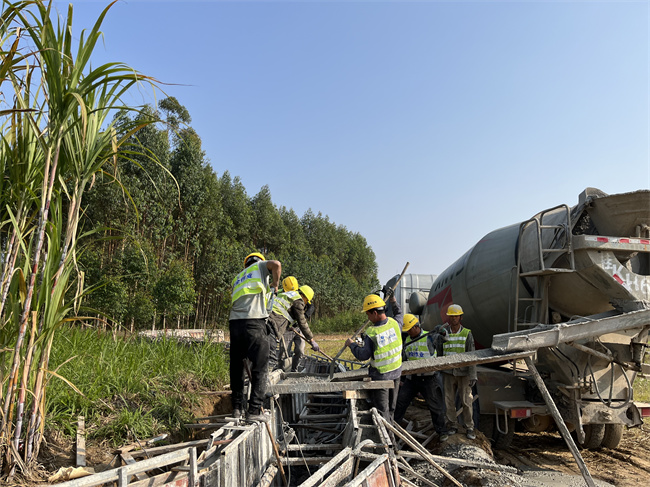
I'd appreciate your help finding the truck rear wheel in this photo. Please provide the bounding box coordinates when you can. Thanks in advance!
[601,424,623,449]
[576,424,605,449]
[479,414,515,450]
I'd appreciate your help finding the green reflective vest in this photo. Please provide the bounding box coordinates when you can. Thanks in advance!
[366,318,402,374]
[404,331,437,361]
[231,263,269,306]
[443,326,470,355]
[272,290,301,323]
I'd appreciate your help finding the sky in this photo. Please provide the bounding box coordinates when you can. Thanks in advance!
[50,0,650,285]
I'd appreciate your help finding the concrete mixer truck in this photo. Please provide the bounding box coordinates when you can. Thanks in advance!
[407,188,650,449]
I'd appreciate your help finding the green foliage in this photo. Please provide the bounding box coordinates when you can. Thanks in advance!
[46,326,227,445]
[635,377,650,403]
[80,97,380,330]
[309,310,367,334]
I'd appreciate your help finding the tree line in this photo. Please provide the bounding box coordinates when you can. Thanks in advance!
[80,97,379,331]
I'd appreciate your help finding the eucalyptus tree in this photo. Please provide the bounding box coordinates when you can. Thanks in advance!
[0,0,157,478]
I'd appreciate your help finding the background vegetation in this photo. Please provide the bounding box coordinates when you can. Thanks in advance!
[79,98,379,333]
[47,327,228,445]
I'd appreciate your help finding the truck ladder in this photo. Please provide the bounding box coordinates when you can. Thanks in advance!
[513,204,575,331]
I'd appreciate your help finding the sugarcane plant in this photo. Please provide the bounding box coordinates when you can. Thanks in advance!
[0,0,157,479]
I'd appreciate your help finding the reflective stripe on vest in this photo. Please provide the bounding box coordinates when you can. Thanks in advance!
[404,330,437,361]
[231,263,268,305]
[366,318,402,374]
[443,326,470,355]
[272,290,301,323]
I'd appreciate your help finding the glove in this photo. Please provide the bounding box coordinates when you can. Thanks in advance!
[469,379,477,388]
[381,285,394,299]
[310,339,320,352]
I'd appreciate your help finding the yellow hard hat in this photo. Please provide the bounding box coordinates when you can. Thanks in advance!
[283,276,299,292]
[402,314,419,332]
[362,294,386,312]
[446,304,464,316]
[299,285,314,304]
[244,252,265,268]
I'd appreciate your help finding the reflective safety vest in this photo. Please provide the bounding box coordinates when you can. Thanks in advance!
[272,290,301,323]
[231,263,269,306]
[443,326,470,355]
[366,318,402,374]
[404,331,437,361]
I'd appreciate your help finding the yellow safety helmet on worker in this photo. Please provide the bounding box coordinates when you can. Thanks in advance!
[362,294,386,312]
[299,285,314,304]
[243,252,265,268]
[402,314,419,332]
[283,276,299,292]
[446,304,464,316]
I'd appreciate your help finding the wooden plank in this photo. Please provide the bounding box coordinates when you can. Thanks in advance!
[119,454,148,481]
[269,379,395,394]
[129,439,210,458]
[343,389,370,400]
[341,454,390,487]
[52,448,192,487]
[296,447,352,487]
[76,416,86,467]
[189,447,197,487]
[286,443,343,451]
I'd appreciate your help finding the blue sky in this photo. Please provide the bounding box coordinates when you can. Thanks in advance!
[53,0,649,285]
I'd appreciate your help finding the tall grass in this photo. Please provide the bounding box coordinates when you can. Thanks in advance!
[309,310,366,334]
[0,1,158,477]
[46,326,228,443]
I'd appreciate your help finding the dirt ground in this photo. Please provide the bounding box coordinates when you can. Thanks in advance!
[494,425,650,487]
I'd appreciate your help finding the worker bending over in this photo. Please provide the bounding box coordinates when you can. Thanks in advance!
[229,252,281,423]
[346,290,403,423]
[268,276,319,371]
[394,314,445,436]
[438,304,477,441]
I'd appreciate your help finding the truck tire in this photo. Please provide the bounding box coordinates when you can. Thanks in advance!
[479,414,515,450]
[601,424,623,449]
[576,424,605,449]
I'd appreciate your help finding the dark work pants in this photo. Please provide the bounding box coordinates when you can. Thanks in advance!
[229,318,270,414]
[394,373,445,433]
[370,377,401,423]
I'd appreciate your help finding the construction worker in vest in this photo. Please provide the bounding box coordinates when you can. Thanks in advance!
[438,304,477,441]
[268,278,319,371]
[345,290,403,423]
[229,252,281,423]
[394,314,445,436]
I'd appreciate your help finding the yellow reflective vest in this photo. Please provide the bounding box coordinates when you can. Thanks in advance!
[366,318,403,374]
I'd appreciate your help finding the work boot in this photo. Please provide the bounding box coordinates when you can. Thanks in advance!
[232,408,242,420]
[439,433,449,442]
[466,429,476,440]
[246,410,270,423]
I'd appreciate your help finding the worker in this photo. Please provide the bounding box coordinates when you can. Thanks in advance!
[394,314,445,436]
[345,289,403,423]
[438,304,477,441]
[229,252,281,423]
[268,279,320,371]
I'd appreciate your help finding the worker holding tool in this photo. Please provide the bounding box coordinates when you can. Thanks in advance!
[438,304,477,441]
[229,252,281,423]
[345,288,403,423]
[394,314,445,437]
[268,280,319,372]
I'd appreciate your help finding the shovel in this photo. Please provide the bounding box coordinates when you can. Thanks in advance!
[328,261,410,378]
